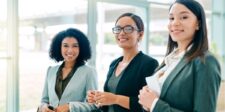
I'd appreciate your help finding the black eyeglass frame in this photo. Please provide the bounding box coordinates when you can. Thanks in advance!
[112,25,140,34]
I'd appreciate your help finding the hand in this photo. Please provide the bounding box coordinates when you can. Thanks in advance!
[143,106,150,111]
[138,86,158,110]
[55,104,69,112]
[94,91,117,106]
[40,104,55,112]
[87,90,97,104]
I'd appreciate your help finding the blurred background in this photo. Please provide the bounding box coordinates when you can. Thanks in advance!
[0,0,224,111]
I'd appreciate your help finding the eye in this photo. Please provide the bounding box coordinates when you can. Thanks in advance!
[73,43,79,47]
[112,26,122,34]
[115,27,121,31]
[180,16,188,20]
[169,17,174,21]
[63,44,69,47]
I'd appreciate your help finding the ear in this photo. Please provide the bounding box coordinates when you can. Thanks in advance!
[139,31,144,38]
[196,21,200,30]
[196,25,199,30]
[138,31,144,42]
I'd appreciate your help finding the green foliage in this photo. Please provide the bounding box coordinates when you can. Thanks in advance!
[210,41,223,62]
[104,33,116,44]
[149,33,167,46]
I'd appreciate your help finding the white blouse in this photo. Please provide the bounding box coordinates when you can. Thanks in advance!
[146,48,185,95]
[146,48,186,112]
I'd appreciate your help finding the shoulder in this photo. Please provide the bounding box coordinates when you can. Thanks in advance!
[47,64,60,74]
[192,51,221,73]
[138,51,159,66]
[193,52,220,66]
[78,64,96,73]
[49,64,60,70]
[109,56,123,67]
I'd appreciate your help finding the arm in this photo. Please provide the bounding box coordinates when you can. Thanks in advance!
[193,55,221,112]
[130,57,159,111]
[69,66,98,112]
[39,67,52,112]
[93,91,130,109]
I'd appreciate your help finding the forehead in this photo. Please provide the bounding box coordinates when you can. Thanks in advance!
[62,37,78,43]
[169,3,194,15]
[116,16,136,26]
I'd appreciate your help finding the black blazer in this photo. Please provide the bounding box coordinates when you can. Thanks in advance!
[102,51,158,112]
[153,52,221,112]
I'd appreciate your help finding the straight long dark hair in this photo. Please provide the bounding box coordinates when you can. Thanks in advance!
[166,0,208,62]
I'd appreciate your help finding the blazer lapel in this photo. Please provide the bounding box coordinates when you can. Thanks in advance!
[51,66,59,100]
[160,57,188,98]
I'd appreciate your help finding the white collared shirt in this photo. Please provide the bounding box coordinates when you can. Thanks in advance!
[146,48,186,112]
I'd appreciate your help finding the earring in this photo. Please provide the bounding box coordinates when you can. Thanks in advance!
[196,26,199,30]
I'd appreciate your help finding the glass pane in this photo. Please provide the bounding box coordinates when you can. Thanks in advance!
[147,0,173,4]
[0,0,7,111]
[148,4,169,63]
[0,59,6,112]
[19,0,88,111]
[96,2,146,89]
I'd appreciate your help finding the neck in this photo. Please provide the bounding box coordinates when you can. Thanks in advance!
[177,39,192,53]
[122,48,139,63]
[64,61,75,69]
[177,42,189,53]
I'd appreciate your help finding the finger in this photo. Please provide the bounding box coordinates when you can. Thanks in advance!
[87,90,95,95]
[138,94,142,99]
[147,88,153,93]
[143,86,150,91]
[138,100,143,105]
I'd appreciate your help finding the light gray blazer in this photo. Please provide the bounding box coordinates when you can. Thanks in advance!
[41,64,98,112]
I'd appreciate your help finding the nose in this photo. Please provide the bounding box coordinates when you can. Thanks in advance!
[67,47,73,52]
[118,29,126,35]
[171,19,181,26]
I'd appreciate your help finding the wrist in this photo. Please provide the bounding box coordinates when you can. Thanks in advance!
[150,98,159,112]
[114,94,119,104]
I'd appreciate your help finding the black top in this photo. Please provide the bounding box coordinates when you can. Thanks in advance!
[102,51,159,112]
[55,62,78,100]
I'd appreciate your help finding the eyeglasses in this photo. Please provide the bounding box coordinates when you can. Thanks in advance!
[112,25,140,34]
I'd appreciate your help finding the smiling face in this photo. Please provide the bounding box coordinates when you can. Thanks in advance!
[61,37,79,63]
[114,16,143,49]
[168,3,199,46]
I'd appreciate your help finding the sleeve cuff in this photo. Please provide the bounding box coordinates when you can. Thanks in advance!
[150,98,159,112]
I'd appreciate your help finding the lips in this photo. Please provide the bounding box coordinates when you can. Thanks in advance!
[171,29,184,34]
[117,37,129,43]
[66,54,74,57]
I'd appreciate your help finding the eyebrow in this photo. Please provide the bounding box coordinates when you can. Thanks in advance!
[169,11,190,16]
[62,42,79,45]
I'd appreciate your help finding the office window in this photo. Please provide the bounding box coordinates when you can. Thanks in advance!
[0,60,6,112]
[0,0,7,111]
[148,4,169,63]
[95,2,147,89]
[19,0,88,111]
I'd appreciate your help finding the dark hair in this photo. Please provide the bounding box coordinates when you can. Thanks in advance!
[166,0,208,61]
[115,12,144,32]
[49,28,91,65]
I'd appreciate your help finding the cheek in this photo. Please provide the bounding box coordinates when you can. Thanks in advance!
[167,23,172,31]
[75,48,80,55]
[188,25,197,34]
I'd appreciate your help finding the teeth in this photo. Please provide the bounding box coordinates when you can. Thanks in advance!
[172,30,183,33]
[119,38,128,41]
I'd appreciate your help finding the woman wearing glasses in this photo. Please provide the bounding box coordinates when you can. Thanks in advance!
[87,13,158,112]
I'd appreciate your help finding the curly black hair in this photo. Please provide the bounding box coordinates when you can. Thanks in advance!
[49,28,91,66]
